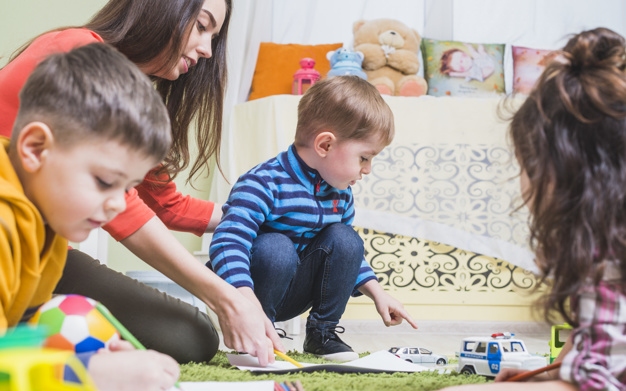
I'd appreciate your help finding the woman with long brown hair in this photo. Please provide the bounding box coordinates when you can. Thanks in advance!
[0,0,282,366]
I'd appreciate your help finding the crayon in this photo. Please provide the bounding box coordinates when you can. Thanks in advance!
[96,302,182,390]
[274,349,304,368]
[506,361,562,382]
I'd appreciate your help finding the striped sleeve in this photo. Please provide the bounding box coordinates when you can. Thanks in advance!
[209,174,274,288]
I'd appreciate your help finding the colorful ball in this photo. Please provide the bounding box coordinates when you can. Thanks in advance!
[29,294,119,353]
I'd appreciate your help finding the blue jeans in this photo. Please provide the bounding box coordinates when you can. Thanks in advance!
[249,223,363,331]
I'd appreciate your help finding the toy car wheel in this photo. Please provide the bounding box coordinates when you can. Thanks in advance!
[460,365,476,375]
[436,358,447,365]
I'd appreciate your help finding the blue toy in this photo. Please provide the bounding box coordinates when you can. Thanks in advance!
[326,47,367,79]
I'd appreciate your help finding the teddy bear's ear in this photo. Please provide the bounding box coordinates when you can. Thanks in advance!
[356,51,364,61]
[353,19,366,34]
[327,50,336,61]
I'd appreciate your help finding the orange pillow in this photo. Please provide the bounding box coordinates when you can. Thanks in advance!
[248,42,343,101]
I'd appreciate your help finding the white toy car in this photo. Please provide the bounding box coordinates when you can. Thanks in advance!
[388,346,448,365]
[457,332,546,377]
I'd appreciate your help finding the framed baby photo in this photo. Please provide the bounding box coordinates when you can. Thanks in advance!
[422,38,505,97]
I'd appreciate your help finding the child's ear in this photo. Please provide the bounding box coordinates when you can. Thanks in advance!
[313,131,336,157]
[16,122,54,172]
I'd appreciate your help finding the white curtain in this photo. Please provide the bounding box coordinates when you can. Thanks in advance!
[224,0,272,118]
[271,0,426,45]
[452,0,626,48]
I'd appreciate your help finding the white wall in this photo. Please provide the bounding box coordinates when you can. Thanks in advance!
[0,0,107,66]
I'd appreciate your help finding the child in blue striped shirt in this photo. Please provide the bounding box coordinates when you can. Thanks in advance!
[209,75,417,361]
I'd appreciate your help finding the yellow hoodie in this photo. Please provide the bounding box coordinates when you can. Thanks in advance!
[0,137,67,328]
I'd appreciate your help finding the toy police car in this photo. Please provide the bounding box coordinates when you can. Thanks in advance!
[457,332,546,377]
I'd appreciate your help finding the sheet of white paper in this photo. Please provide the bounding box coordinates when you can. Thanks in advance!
[346,350,429,371]
[228,353,310,370]
[169,380,275,391]
[227,350,430,373]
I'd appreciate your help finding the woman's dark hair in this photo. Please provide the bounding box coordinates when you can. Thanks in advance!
[509,27,626,326]
[86,0,232,184]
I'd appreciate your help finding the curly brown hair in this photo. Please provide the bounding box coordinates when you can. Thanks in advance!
[509,27,626,326]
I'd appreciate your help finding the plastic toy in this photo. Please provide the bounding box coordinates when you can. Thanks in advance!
[29,294,119,353]
[0,347,97,391]
[388,346,447,365]
[292,57,320,95]
[0,325,97,390]
[326,47,367,79]
[0,324,47,350]
[549,323,572,363]
[457,332,546,377]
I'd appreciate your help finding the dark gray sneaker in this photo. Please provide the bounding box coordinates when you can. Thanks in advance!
[303,326,358,362]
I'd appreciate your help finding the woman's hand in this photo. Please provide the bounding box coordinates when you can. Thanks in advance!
[120,217,284,367]
[215,286,285,367]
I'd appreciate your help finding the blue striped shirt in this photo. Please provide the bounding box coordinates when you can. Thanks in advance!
[209,144,376,295]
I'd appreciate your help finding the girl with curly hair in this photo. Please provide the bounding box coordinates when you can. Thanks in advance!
[442,27,626,391]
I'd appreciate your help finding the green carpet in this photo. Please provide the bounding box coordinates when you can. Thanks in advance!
[180,351,490,391]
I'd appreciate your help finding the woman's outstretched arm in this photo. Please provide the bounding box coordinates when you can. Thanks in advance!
[120,216,284,366]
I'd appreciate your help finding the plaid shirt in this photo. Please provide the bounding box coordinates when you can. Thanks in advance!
[560,262,626,391]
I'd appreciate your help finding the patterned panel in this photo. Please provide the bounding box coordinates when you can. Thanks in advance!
[357,227,540,295]
[353,143,530,247]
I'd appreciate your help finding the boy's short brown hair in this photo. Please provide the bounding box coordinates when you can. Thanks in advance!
[12,42,171,162]
[294,75,394,147]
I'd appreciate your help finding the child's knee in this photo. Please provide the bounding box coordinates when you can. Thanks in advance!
[325,224,364,256]
[251,233,298,271]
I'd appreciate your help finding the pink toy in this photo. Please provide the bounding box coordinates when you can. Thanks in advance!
[292,57,321,95]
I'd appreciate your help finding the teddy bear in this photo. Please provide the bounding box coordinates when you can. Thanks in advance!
[326,47,367,79]
[353,18,427,97]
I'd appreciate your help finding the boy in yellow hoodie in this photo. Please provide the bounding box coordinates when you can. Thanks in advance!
[0,42,178,391]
